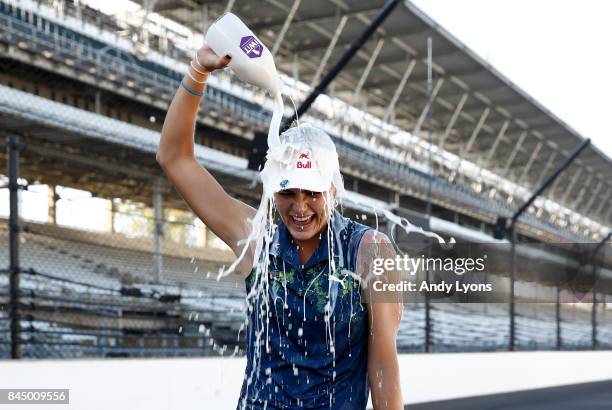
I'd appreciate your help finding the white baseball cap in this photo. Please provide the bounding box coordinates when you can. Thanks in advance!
[260,123,344,196]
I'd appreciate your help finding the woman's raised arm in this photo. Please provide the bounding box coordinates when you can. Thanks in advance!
[157,45,256,273]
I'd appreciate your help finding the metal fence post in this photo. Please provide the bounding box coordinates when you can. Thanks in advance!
[509,225,516,351]
[591,231,612,350]
[592,284,598,350]
[425,267,432,352]
[7,136,21,359]
[556,283,561,350]
[153,179,164,282]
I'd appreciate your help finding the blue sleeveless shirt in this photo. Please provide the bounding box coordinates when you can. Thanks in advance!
[238,212,371,409]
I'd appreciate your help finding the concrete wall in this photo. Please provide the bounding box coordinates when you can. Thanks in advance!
[1,352,612,409]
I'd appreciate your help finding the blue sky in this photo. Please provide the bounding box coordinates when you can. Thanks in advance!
[411,0,612,160]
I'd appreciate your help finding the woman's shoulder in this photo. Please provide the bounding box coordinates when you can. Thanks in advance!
[332,213,387,272]
[332,212,370,236]
[334,213,391,245]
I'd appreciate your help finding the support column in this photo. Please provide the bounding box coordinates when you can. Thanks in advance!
[482,120,510,166]
[593,188,612,218]
[310,16,348,88]
[95,91,101,114]
[201,4,209,36]
[438,93,468,152]
[460,107,490,158]
[393,192,400,208]
[48,185,58,224]
[509,224,516,351]
[560,168,582,204]
[424,264,432,353]
[517,142,542,185]
[383,58,416,123]
[109,198,117,234]
[535,152,558,188]
[201,224,207,248]
[583,181,603,214]
[153,180,164,282]
[75,0,82,22]
[605,206,612,224]
[571,174,594,209]
[556,283,561,350]
[142,0,157,51]
[8,136,21,359]
[450,107,489,182]
[292,53,300,84]
[224,0,236,13]
[272,0,301,56]
[547,177,563,204]
[412,78,444,136]
[502,131,528,177]
[592,285,598,350]
[351,38,385,104]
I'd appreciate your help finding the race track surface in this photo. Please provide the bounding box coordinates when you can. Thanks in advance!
[408,380,612,409]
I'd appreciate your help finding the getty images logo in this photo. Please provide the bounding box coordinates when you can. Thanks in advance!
[240,36,263,58]
[296,152,312,169]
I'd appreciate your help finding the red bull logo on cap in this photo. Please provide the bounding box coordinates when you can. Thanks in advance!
[296,151,312,169]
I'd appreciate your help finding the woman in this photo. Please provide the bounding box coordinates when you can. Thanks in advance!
[157,44,403,410]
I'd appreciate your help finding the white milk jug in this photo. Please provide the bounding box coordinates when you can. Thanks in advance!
[205,13,281,97]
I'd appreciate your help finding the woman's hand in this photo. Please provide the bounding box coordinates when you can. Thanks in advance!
[194,44,231,73]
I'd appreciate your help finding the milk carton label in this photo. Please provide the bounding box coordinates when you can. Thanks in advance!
[240,36,263,58]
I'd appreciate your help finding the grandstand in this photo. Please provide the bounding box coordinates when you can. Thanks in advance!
[1,0,611,361]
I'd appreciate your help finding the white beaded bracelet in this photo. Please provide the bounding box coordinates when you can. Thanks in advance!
[190,60,209,76]
[185,67,206,84]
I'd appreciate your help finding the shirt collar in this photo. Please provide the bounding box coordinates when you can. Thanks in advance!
[270,211,348,270]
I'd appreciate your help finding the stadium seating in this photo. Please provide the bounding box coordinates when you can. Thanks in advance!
[0,217,601,358]
[0,0,607,360]
[0,2,587,243]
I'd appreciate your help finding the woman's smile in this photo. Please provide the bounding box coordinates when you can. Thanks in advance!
[274,189,333,242]
[290,213,314,227]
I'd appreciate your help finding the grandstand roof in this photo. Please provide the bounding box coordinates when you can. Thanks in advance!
[145,0,612,224]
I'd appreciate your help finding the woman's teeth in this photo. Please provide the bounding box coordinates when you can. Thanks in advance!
[292,215,313,223]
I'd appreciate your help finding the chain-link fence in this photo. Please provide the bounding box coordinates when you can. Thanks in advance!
[3,137,612,359]
[0,135,252,358]
[1,0,612,361]
[0,262,9,358]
